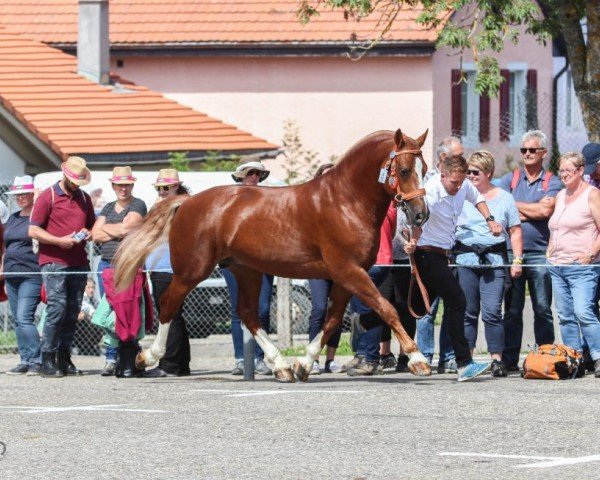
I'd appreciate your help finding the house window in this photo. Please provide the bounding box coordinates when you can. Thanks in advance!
[460,71,479,147]
[508,69,527,143]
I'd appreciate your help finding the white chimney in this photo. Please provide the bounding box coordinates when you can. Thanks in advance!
[77,0,110,85]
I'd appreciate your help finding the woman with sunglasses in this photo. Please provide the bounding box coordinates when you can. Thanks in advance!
[1,176,42,375]
[144,169,192,378]
[223,158,274,376]
[547,152,600,378]
[454,151,523,377]
[91,166,147,376]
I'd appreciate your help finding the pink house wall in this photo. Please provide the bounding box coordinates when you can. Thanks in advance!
[110,56,434,178]
[433,26,553,176]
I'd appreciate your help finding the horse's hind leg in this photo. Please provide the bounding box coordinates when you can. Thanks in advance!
[328,262,431,376]
[230,265,295,383]
[137,273,198,369]
[294,283,350,381]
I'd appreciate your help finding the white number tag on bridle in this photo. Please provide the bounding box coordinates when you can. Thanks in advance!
[378,168,388,184]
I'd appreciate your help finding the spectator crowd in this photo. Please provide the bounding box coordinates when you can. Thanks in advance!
[1,130,600,382]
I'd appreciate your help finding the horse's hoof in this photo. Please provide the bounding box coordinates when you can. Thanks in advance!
[292,360,311,382]
[274,368,296,383]
[135,351,147,369]
[409,361,431,376]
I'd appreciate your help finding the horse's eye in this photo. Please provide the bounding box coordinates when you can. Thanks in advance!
[399,168,411,177]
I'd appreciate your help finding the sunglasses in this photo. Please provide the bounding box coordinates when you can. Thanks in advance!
[246,170,262,177]
[155,185,175,192]
[520,147,544,154]
[466,169,481,176]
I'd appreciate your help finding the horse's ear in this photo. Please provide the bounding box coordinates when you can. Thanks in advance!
[416,129,429,148]
[394,129,404,149]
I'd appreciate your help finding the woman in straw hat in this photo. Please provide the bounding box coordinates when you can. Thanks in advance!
[91,166,147,376]
[144,168,191,377]
[1,176,42,375]
[223,157,274,376]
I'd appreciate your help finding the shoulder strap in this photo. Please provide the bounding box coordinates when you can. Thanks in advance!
[510,169,520,192]
[542,171,553,192]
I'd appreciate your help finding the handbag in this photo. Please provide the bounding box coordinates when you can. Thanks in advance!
[522,344,584,380]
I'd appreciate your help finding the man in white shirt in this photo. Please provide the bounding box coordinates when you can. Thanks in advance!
[406,154,502,381]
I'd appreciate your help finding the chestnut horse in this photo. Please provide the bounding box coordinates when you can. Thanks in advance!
[113,129,432,382]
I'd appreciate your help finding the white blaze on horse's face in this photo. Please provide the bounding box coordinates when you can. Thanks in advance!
[414,155,424,187]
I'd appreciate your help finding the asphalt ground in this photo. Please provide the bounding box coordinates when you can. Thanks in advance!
[0,352,598,480]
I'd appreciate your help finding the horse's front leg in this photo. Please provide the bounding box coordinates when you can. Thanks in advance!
[294,283,350,381]
[329,262,431,377]
[232,266,295,383]
[137,321,171,368]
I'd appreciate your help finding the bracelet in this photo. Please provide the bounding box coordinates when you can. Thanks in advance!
[512,258,523,266]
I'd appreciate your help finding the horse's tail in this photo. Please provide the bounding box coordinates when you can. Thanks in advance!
[113,197,187,290]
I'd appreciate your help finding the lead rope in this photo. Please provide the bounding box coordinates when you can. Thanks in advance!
[402,229,431,318]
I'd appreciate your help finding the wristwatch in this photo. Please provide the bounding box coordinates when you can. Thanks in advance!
[485,215,495,222]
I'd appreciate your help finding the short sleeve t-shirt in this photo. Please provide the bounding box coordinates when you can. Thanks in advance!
[498,168,562,251]
[455,189,521,266]
[3,212,40,274]
[98,197,147,262]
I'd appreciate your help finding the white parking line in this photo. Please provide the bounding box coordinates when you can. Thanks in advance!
[0,404,168,414]
[190,389,362,397]
[440,452,600,469]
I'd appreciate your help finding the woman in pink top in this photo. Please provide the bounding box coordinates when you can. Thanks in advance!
[547,152,600,378]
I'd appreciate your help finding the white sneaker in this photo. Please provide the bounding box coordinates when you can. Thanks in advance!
[311,361,321,375]
[324,360,342,373]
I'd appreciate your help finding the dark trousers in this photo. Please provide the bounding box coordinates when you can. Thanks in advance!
[150,272,190,375]
[41,264,87,353]
[308,279,341,348]
[413,250,471,368]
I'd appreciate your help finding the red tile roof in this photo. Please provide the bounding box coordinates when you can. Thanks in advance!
[0,1,439,46]
[0,28,277,161]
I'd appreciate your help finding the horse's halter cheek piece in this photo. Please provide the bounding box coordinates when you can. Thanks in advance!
[383,149,426,211]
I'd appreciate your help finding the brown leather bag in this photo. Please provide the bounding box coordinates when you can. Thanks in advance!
[522,344,584,380]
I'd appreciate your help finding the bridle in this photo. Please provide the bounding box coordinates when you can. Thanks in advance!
[382,147,432,316]
[381,148,426,211]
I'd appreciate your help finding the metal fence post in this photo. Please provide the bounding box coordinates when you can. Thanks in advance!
[276,277,292,349]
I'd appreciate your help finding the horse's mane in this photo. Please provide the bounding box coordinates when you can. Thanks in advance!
[334,130,393,169]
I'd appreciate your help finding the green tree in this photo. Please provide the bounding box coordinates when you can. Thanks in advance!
[197,151,240,172]
[168,151,191,172]
[299,0,600,141]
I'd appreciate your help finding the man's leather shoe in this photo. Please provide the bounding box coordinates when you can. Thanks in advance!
[58,350,83,376]
[41,352,64,378]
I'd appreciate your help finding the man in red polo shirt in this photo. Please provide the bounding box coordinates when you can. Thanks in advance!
[29,156,96,377]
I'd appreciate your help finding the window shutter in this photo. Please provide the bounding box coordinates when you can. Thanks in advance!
[451,69,462,136]
[499,69,510,141]
[527,69,537,95]
[479,94,490,143]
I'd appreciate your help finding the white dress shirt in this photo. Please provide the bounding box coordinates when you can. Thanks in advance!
[418,173,484,250]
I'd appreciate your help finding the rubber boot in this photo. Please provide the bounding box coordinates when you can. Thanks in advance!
[41,352,64,378]
[115,342,143,378]
[57,349,83,376]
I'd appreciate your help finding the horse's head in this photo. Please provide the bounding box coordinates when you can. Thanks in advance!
[382,129,429,227]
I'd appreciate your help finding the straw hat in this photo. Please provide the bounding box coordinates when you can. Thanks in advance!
[61,156,91,186]
[231,158,270,183]
[110,166,136,184]
[6,175,35,195]
[153,168,181,187]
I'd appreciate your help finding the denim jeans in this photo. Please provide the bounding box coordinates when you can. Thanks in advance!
[503,251,555,367]
[351,266,391,364]
[5,276,42,365]
[416,297,455,365]
[41,263,88,353]
[308,279,341,348]
[222,268,273,360]
[458,267,506,353]
[549,264,600,361]
[96,258,117,362]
